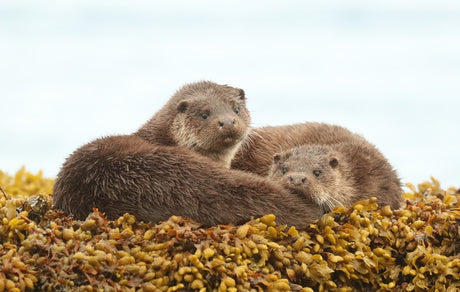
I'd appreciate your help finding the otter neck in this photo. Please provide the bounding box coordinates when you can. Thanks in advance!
[135,123,175,146]
[201,141,243,168]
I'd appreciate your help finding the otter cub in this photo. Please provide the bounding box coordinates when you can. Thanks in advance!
[53,81,320,228]
[268,142,402,214]
[135,81,250,167]
[232,122,367,175]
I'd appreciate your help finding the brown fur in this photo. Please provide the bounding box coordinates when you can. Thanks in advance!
[53,135,320,227]
[53,81,321,228]
[268,142,402,214]
[231,122,367,175]
[135,81,250,168]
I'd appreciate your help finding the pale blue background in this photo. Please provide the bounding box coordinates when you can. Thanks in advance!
[1,0,459,188]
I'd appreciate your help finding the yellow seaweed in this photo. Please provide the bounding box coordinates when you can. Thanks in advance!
[0,168,459,291]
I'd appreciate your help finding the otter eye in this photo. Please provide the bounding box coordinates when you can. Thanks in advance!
[313,170,322,177]
[234,107,240,114]
[281,167,288,175]
[201,113,208,120]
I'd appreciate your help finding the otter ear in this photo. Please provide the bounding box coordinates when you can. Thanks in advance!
[273,154,281,163]
[238,89,245,100]
[177,101,189,113]
[329,157,339,168]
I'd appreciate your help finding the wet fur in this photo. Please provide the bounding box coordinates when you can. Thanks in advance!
[268,142,402,213]
[53,135,320,227]
[53,81,320,227]
[232,122,367,175]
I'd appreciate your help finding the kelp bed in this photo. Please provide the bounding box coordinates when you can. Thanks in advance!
[0,168,459,292]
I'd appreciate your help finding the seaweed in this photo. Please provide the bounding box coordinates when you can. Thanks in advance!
[0,168,459,291]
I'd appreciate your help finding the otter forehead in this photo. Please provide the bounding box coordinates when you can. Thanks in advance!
[283,155,326,172]
[282,145,337,171]
[185,97,244,113]
[174,81,244,102]
[291,145,333,157]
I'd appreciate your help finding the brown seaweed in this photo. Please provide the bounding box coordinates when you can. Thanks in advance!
[0,168,459,291]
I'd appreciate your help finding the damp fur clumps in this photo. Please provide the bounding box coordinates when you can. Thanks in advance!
[0,168,459,292]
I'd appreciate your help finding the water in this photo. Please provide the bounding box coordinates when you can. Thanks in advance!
[1,0,459,188]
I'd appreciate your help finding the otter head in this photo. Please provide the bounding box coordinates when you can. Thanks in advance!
[269,144,352,214]
[170,81,250,167]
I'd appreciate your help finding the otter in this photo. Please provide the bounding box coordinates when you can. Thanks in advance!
[231,122,367,175]
[53,81,321,228]
[268,142,402,214]
[135,81,250,167]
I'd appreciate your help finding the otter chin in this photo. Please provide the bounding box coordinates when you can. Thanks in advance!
[221,133,243,146]
[268,142,402,214]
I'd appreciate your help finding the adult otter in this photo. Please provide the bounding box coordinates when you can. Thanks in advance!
[268,142,402,214]
[231,123,367,175]
[53,81,321,228]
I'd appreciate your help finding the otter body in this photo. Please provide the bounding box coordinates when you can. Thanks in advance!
[53,135,320,227]
[53,81,320,227]
[268,142,402,214]
[232,123,366,175]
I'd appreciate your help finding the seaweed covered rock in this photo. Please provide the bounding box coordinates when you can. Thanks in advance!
[0,168,459,291]
[0,167,53,201]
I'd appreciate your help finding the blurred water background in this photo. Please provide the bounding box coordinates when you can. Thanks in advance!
[1,0,459,188]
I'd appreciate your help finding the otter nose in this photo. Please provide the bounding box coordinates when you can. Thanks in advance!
[288,174,307,186]
[218,117,236,128]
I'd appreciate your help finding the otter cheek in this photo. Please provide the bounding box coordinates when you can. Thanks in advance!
[304,184,323,204]
[280,177,292,189]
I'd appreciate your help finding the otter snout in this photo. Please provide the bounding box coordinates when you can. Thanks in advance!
[288,173,307,186]
[218,116,237,129]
